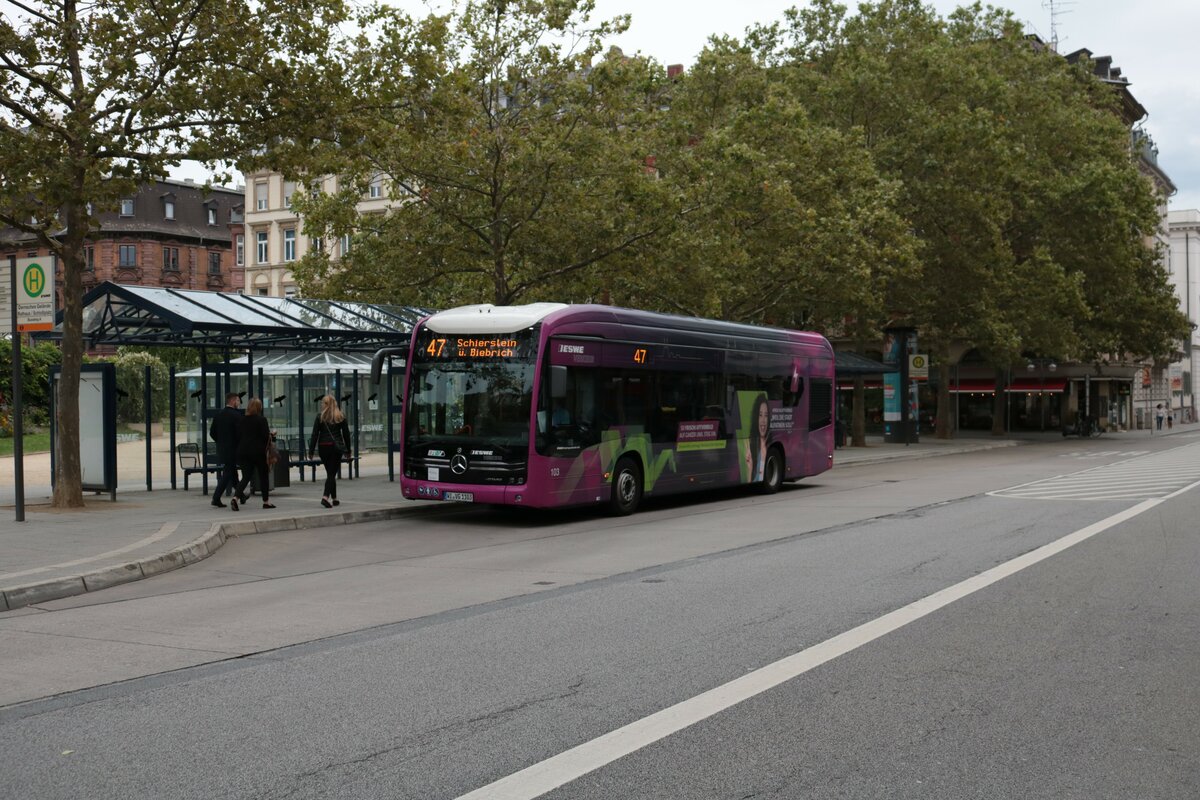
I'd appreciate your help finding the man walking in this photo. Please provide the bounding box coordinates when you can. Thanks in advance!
[209,392,243,507]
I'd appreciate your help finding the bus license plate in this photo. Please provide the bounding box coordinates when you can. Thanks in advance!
[443,491,474,502]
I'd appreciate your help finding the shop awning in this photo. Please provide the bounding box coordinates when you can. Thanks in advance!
[949,379,995,394]
[1007,379,1067,393]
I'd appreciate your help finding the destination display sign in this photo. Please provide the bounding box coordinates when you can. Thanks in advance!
[414,329,536,362]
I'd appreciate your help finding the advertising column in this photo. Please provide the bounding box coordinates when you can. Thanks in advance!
[883,327,919,444]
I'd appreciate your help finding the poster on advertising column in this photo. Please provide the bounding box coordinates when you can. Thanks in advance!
[883,372,901,422]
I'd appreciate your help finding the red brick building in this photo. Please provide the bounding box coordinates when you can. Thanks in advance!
[2,178,245,299]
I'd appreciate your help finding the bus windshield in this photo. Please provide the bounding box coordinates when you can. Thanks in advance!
[406,360,535,449]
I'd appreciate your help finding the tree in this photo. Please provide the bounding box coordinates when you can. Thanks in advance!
[617,38,916,332]
[755,0,1187,438]
[0,0,375,505]
[287,0,669,308]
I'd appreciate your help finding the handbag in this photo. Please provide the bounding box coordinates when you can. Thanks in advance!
[266,438,280,467]
[323,422,347,456]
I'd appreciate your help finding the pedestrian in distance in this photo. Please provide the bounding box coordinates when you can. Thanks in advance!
[208,392,242,507]
[231,397,275,510]
[309,394,351,509]
[1155,403,1164,430]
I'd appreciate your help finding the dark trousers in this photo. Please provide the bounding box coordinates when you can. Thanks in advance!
[319,444,341,498]
[234,456,269,502]
[212,458,239,503]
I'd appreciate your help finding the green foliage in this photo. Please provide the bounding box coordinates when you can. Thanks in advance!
[106,351,170,423]
[618,37,916,331]
[0,339,61,428]
[285,0,667,307]
[0,0,369,502]
[116,345,200,371]
[753,0,1187,366]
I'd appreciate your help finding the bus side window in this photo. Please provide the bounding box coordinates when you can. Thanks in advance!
[809,378,833,430]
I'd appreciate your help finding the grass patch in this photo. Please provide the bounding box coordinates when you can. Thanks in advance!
[0,430,52,456]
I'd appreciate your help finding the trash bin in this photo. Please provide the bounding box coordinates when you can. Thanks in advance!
[251,449,288,493]
[274,448,291,488]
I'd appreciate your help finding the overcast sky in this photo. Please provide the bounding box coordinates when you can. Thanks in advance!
[176,0,1199,209]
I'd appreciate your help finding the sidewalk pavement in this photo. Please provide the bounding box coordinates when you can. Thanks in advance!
[0,424,1186,613]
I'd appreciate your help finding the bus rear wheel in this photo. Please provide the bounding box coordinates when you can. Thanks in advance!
[609,457,643,516]
[757,447,784,495]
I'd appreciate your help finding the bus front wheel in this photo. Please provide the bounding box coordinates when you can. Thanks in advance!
[757,447,784,495]
[609,457,643,516]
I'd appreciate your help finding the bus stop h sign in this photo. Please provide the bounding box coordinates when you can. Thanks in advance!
[1,256,56,333]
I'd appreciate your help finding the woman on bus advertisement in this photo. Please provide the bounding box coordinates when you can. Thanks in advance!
[743,392,770,483]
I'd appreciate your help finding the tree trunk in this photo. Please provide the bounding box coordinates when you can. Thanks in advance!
[991,365,1007,437]
[852,378,866,446]
[53,208,85,507]
[935,360,953,439]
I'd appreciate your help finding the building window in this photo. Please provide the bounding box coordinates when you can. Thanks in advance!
[26,251,36,258]
[284,285,297,299]
[283,228,296,262]
[256,231,268,264]
[207,207,217,225]
[162,246,180,271]
[255,182,268,211]
[340,233,351,256]
[256,287,268,296]
[368,177,383,199]
[84,247,95,271]
[235,234,244,266]
[164,199,175,220]
[283,181,296,208]
[120,199,134,216]
[208,252,221,274]
[118,244,136,268]
[311,236,324,254]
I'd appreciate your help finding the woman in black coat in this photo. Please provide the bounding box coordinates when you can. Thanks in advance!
[232,397,275,510]
[309,394,351,508]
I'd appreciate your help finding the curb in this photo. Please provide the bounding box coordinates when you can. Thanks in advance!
[0,505,436,614]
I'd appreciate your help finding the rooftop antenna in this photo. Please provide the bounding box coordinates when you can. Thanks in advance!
[1044,0,1075,53]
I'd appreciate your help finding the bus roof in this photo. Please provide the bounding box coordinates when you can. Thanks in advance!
[424,303,568,334]
[421,302,830,352]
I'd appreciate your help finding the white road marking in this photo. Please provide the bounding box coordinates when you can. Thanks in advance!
[454,478,1200,800]
[992,444,1200,500]
[0,522,180,582]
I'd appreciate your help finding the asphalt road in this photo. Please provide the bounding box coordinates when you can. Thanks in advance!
[2,435,1199,798]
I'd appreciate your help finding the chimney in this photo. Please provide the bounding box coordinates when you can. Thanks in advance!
[667,64,684,79]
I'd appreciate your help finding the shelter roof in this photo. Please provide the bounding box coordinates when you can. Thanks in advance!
[50,281,429,354]
[834,350,891,375]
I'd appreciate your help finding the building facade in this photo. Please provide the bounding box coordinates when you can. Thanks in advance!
[1166,209,1200,422]
[241,172,393,297]
[2,178,244,299]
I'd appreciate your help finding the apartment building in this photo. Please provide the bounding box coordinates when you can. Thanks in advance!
[1,178,244,297]
[241,171,393,297]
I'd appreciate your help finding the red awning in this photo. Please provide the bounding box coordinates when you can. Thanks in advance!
[1007,379,1067,393]
[949,379,995,394]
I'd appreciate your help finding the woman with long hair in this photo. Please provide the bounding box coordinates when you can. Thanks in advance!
[232,397,275,510]
[309,394,351,508]
[746,393,770,482]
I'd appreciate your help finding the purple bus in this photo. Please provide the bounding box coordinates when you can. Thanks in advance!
[398,303,835,514]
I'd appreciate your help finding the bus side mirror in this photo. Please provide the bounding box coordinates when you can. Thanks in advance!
[550,365,568,399]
